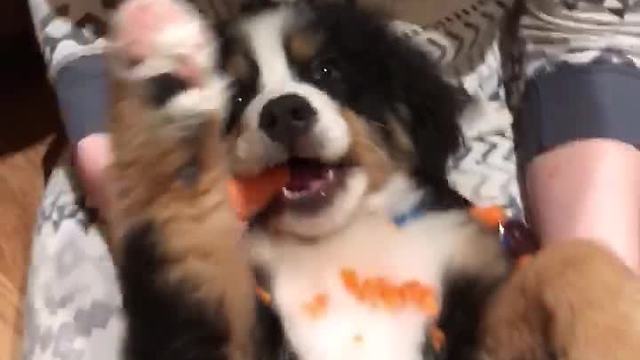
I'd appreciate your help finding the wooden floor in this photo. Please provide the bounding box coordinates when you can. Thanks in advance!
[0,0,65,357]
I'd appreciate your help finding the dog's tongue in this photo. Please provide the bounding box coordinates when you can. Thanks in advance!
[285,160,330,192]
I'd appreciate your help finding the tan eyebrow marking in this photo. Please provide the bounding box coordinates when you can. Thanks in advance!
[287,30,323,64]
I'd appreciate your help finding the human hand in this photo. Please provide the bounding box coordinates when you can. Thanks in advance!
[75,133,113,215]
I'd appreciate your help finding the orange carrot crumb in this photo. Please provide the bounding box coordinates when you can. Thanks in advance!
[397,286,408,304]
[418,294,439,316]
[353,334,364,344]
[341,268,360,292]
[256,287,272,305]
[303,293,329,319]
[402,281,424,303]
[339,270,438,315]
[372,277,389,299]
[469,206,506,229]
[381,286,403,310]
[430,326,446,352]
[360,279,377,303]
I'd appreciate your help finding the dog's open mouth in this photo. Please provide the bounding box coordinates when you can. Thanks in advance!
[277,158,347,212]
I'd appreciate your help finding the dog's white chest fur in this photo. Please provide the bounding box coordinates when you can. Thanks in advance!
[251,210,472,360]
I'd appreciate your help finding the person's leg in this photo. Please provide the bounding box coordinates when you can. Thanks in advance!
[509,0,640,270]
[526,140,640,270]
[516,63,640,272]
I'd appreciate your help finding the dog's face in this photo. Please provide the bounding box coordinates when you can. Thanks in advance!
[219,4,463,237]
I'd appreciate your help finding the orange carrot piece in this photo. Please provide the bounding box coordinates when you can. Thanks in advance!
[381,285,403,310]
[396,285,408,303]
[227,166,290,221]
[402,281,424,303]
[360,279,377,304]
[256,286,272,306]
[339,270,440,315]
[469,206,506,229]
[303,293,329,319]
[372,277,388,298]
[341,268,360,293]
[418,292,439,316]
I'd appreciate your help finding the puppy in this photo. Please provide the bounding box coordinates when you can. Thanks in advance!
[218,3,507,359]
[107,1,508,359]
[105,1,640,360]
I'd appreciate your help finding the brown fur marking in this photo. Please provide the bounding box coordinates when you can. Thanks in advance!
[341,108,395,190]
[108,76,255,359]
[225,53,252,82]
[287,31,323,64]
[481,240,640,360]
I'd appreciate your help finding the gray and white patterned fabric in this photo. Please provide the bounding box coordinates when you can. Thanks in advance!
[27,0,271,78]
[27,0,114,77]
[27,0,640,359]
[392,0,522,215]
[24,165,125,360]
[507,0,640,106]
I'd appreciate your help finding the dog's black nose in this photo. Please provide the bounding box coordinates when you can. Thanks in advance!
[259,94,317,146]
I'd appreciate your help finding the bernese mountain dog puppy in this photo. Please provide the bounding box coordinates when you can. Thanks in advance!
[106,1,640,360]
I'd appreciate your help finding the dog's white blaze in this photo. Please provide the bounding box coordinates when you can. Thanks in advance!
[241,8,295,88]
[234,8,351,170]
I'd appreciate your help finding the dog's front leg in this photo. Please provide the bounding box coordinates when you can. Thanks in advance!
[106,1,255,359]
[479,241,640,360]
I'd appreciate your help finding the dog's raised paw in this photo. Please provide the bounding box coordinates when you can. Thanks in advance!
[110,0,228,121]
[111,0,214,81]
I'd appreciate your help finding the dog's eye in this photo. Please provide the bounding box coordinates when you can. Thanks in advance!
[232,80,256,107]
[310,57,341,83]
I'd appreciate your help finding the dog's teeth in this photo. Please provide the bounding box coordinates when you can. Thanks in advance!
[326,169,335,182]
[283,188,308,200]
[283,188,295,199]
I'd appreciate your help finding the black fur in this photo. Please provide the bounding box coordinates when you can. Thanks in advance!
[239,0,278,14]
[437,274,504,360]
[217,28,260,133]
[253,300,294,360]
[146,73,190,107]
[119,221,233,360]
[252,268,296,360]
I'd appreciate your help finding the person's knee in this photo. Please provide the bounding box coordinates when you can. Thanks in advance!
[514,62,640,179]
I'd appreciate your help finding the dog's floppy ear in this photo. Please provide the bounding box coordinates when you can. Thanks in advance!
[383,35,465,195]
[306,3,464,198]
